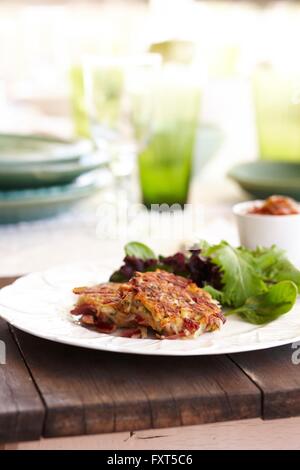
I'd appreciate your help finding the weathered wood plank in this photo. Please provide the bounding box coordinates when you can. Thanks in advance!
[230,345,300,420]
[0,276,44,443]
[13,328,261,438]
[0,277,19,289]
[0,319,44,443]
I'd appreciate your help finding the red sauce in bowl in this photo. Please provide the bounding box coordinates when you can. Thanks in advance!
[249,195,300,216]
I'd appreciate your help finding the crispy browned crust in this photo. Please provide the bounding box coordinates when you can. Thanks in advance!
[71,270,225,338]
[73,282,123,303]
[125,270,224,337]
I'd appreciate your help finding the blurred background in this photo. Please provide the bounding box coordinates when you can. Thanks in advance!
[1,0,300,274]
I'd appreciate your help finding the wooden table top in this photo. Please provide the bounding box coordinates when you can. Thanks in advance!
[1,276,300,444]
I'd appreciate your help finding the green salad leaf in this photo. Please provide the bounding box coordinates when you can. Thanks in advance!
[202,241,267,307]
[227,281,298,325]
[124,241,156,260]
[251,245,300,290]
[203,285,224,303]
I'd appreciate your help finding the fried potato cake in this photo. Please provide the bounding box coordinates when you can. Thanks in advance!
[123,270,224,338]
[71,270,224,338]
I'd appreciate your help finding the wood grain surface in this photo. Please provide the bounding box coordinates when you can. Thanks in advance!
[230,345,300,419]
[13,328,261,438]
[0,319,44,443]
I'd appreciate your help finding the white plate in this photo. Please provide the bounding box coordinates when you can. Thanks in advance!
[1,263,300,356]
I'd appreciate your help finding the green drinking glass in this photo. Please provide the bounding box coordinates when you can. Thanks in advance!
[133,65,201,208]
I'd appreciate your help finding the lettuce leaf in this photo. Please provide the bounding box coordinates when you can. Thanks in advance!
[250,245,300,290]
[125,242,156,260]
[227,281,298,324]
[202,241,267,307]
[203,285,224,303]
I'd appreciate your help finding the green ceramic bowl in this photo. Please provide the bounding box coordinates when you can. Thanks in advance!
[0,152,108,189]
[228,161,300,199]
[0,169,112,224]
[0,134,93,165]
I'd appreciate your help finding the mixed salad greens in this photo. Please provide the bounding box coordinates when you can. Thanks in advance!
[110,240,300,325]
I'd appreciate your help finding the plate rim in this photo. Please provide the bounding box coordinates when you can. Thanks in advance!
[0,133,93,164]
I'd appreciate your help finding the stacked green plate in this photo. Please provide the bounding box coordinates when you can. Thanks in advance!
[0,170,111,224]
[0,134,110,223]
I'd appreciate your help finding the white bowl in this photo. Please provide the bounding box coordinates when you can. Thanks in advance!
[233,200,300,264]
